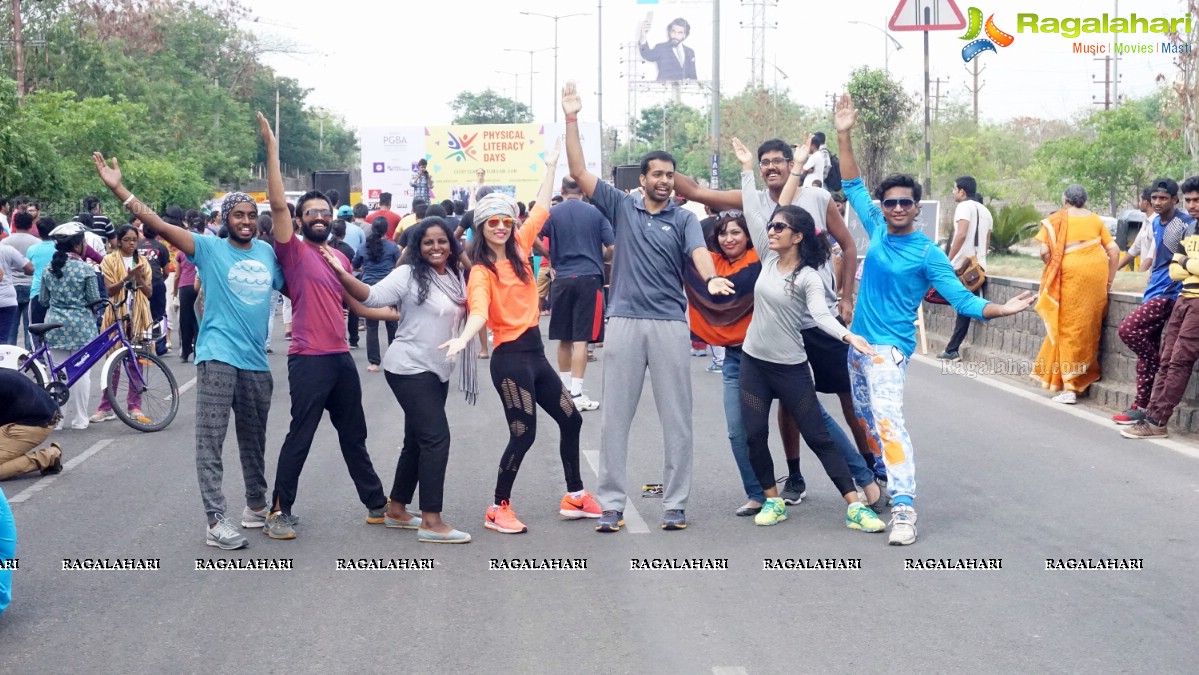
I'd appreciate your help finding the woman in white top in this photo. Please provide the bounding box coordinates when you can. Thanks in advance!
[731,137,885,531]
[324,216,474,544]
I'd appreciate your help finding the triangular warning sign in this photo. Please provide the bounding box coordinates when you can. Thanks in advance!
[888,0,967,31]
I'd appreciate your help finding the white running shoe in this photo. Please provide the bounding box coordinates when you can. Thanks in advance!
[572,393,600,411]
[888,505,918,546]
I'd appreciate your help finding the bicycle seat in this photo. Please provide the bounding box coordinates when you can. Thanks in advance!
[27,322,64,336]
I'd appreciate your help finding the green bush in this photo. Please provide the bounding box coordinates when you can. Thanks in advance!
[989,203,1042,255]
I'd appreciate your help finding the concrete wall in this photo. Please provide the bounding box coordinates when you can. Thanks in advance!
[920,276,1199,433]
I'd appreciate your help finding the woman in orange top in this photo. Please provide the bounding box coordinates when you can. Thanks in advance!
[442,141,599,534]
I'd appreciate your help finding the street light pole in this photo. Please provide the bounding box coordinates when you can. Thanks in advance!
[848,19,903,74]
[495,70,520,104]
[520,11,591,123]
[505,47,551,119]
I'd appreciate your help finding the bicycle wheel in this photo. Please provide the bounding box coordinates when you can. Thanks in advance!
[104,350,179,432]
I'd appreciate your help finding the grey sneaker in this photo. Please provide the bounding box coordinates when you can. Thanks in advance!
[207,515,248,550]
[937,350,961,362]
[596,510,624,533]
[780,475,807,505]
[888,505,918,546]
[263,511,297,540]
[661,509,687,530]
[241,505,269,529]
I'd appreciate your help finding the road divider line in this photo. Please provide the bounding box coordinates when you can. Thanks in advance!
[912,355,1199,461]
[582,450,651,534]
[712,668,749,675]
[9,439,114,505]
[179,376,197,395]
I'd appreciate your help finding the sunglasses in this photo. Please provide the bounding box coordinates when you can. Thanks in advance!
[881,198,917,211]
[485,217,516,228]
[718,210,743,220]
[768,222,792,233]
[304,208,333,218]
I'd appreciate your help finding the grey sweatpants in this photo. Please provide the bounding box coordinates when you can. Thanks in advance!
[195,360,273,520]
[597,317,693,511]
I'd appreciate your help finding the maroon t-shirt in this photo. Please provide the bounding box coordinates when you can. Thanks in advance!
[273,237,350,356]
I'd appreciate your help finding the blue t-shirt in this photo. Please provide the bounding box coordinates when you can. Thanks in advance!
[1142,210,1196,302]
[26,240,55,298]
[0,486,14,616]
[354,238,401,285]
[844,177,988,357]
[188,236,284,371]
[540,199,614,278]
[589,181,706,322]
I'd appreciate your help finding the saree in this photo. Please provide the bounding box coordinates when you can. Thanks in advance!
[1031,211,1110,393]
[99,251,154,351]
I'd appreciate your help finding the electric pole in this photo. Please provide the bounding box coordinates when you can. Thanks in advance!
[1093,55,1114,110]
[963,59,985,125]
[826,91,837,117]
[931,76,949,122]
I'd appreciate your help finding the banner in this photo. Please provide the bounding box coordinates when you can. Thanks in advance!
[634,0,709,82]
[359,126,426,213]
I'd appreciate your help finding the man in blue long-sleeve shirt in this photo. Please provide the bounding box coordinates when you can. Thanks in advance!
[834,92,1036,545]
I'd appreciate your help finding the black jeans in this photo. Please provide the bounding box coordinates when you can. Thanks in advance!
[384,371,450,512]
[740,352,855,496]
[178,285,199,360]
[346,308,359,347]
[945,283,985,353]
[272,353,386,514]
[365,318,398,366]
[489,326,583,504]
[150,281,167,354]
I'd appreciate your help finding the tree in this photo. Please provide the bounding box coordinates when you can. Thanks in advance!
[449,90,532,125]
[845,67,916,192]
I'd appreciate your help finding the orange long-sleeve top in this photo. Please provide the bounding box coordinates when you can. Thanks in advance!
[467,204,549,348]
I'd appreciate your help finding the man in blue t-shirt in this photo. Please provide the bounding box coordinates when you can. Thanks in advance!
[563,82,732,533]
[1112,178,1196,425]
[94,154,284,552]
[834,92,1035,546]
[540,177,614,412]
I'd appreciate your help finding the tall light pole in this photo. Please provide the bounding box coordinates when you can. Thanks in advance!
[520,11,591,122]
[504,47,551,118]
[848,19,903,74]
[494,70,520,103]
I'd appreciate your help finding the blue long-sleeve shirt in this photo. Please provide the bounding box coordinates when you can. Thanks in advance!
[844,177,988,357]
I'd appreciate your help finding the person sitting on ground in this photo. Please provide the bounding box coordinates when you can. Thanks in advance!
[0,368,64,480]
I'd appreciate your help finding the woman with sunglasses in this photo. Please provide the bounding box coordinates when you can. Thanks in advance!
[91,224,154,425]
[442,141,600,534]
[731,137,886,531]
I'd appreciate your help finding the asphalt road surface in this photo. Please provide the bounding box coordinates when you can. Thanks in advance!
[2,320,1196,673]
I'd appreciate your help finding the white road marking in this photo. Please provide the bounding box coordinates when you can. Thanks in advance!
[582,450,651,534]
[712,668,750,675]
[8,439,114,504]
[179,376,197,395]
[911,354,1199,461]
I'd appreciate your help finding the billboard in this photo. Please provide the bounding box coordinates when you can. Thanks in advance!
[361,123,602,209]
[635,1,707,82]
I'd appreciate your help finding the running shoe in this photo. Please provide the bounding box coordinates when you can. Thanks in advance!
[571,393,600,411]
[705,363,722,373]
[596,510,624,533]
[366,506,387,525]
[207,515,248,550]
[484,501,527,534]
[1112,405,1146,425]
[263,511,296,540]
[753,498,787,526]
[1052,391,1077,405]
[888,505,918,546]
[560,491,602,519]
[780,475,807,505]
[846,502,886,532]
[128,408,151,424]
[1121,420,1169,439]
[937,350,961,362]
[241,505,269,529]
[89,410,117,423]
[661,509,687,530]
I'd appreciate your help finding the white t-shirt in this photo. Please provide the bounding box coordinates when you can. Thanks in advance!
[802,149,829,188]
[1126,219,1156,271]
[950,200,993,268]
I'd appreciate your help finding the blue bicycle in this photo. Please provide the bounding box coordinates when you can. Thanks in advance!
[15,294,180,432]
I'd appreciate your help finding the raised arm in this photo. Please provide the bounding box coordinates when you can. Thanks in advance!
[674,172,743,212]
[733,138,770,254]
[562,82,599,197]
[258,112,293,245]
[834,92,860,182]
[92,153,196,257]
[779,135,813,206]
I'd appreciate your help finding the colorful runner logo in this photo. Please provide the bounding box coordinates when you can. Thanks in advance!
[445,132,479,162]
[960,7,1015,62]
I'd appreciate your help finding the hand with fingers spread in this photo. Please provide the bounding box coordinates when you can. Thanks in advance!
[320,245,346,274]
[256,111,277,147]
[93,152,124,192]
[792,134,813,168]
[440,336,468,359]
[833,93,857,132]
[731,137,754,171]
[562,81,582,118]
[545,138,562,167]
[845,333,876,357]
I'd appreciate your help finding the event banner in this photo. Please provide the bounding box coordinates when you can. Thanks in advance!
[634,0,709,83]
[360,123,602,210]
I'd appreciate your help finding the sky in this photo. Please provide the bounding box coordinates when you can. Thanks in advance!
[243,0,1190,136]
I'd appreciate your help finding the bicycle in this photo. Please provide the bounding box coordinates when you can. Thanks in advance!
[16,287,180,432]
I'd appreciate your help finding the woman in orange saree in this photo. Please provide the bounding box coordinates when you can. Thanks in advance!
[1032,184,1120,404]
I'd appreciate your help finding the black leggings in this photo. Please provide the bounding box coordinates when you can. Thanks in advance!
[489,326,583,504]
[385,370,450,513]
[740,352,855,496]
[179,285,199,359]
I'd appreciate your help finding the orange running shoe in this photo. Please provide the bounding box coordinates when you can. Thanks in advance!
[559,491,602,519]
[484,500,527,534]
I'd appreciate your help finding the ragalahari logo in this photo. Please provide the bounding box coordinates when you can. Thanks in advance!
[445,132,479,163]
[960,7,1015,62]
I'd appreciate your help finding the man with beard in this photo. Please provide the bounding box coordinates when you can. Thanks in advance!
[638,16,697,81]
[92,153,285,551]
[255,113,393,540]
[562,82,731,533]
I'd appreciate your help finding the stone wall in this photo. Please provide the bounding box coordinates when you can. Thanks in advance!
[920,276,1199,433]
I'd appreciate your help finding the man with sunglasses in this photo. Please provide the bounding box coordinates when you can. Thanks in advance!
[834,92,1035,545]
[563,82,732,532]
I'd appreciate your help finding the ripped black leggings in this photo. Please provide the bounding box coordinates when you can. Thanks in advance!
[489,326,584,504]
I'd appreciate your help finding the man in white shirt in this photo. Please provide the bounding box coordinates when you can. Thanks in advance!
[939,175,994,361]
[1117,188,1155,271]
[799,133,830,188]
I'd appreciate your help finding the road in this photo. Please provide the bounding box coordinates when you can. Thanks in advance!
[2,319,1196,673]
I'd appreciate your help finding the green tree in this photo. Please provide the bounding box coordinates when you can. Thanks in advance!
[845,67,916,192]
[449,90,532,125]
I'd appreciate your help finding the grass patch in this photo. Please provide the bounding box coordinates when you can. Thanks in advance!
[985,253,1148,293]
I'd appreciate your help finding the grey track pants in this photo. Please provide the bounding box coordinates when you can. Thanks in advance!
[195,360,273,520]
[597,317,693,511]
